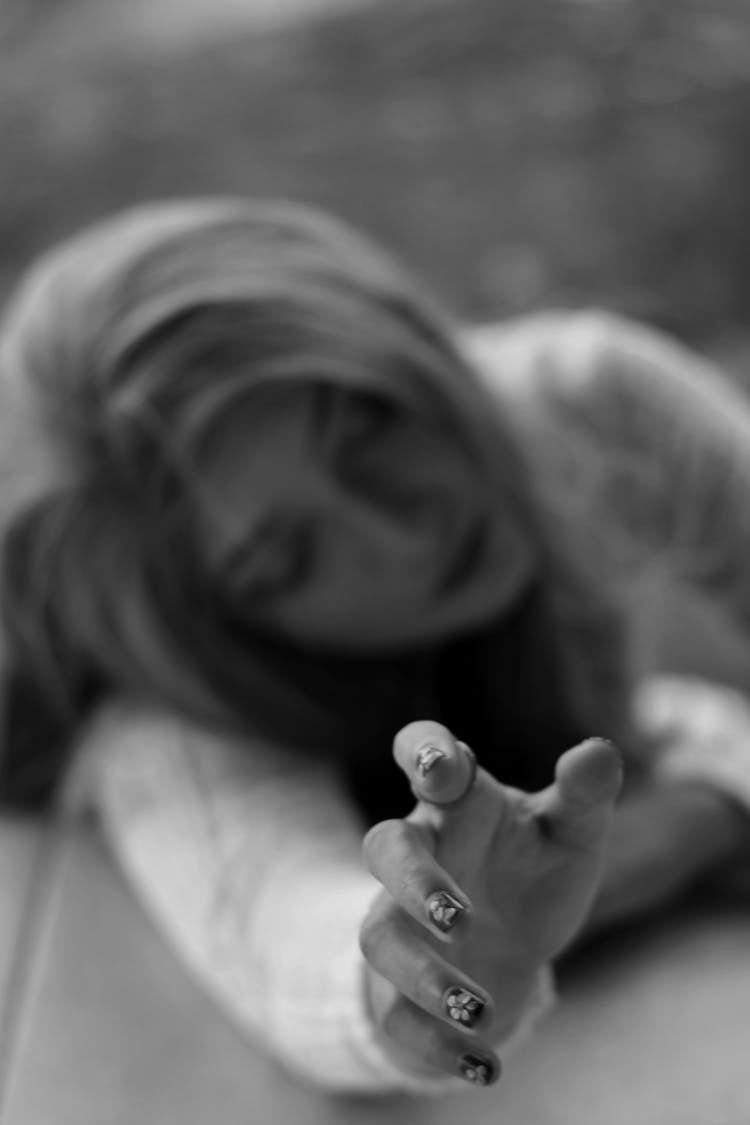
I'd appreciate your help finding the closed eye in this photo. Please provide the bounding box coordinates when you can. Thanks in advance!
[326,391,399,474]
[221,520,313,599]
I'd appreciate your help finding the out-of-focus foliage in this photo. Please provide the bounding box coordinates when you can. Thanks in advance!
[2,0,750,343]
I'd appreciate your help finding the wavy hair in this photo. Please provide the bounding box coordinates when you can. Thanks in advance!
[0,198,556,808]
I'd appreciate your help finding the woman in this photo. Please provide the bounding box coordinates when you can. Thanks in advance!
[0,199,748,1093]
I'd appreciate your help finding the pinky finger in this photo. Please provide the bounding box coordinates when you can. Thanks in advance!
[380,995,501,1088]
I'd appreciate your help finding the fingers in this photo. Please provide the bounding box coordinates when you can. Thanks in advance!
[363,817,471,939]
[393,720,504,853]
[393,721,621,859]
[360,897,500,1087]
[363,727,501,1088]
[368,991,501,1088]
[360,896,494,1033]
[394,720,477,808]
[537,737,623,851]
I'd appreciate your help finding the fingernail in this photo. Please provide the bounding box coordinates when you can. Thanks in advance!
[459,1052,499,1087]
[427,891,465,933]
[416,744,447,779]
[444,986,485,1029]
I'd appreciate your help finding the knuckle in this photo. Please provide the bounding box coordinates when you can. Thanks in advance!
[362,818,402,860]
[378,996,455,1064]
[412,959,436,1010]
[358,902,393,963]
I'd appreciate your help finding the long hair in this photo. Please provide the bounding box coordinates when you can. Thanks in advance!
[0,198,553,808]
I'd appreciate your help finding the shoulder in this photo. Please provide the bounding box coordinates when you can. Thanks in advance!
[458,310,650,462]
[460,309,619,396]
[461,310,721,456]
[461,313,713,573]
[461,308,682,409]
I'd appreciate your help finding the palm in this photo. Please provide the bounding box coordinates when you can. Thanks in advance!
[361,727,621,1073]
[430,745,618,963]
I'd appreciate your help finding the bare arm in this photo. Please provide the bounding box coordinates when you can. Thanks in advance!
[467,312,750,930]
[77,701,558,1093]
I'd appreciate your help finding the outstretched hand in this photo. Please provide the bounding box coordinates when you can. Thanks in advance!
[360,721,622,1086]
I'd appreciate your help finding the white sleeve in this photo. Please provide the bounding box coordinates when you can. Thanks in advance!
[633,673,750,895]
[466,310,750,617]
[71,701,554,1094]
[635,674,750,814]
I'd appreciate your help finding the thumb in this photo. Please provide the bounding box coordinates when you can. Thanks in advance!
[536,738,623,852]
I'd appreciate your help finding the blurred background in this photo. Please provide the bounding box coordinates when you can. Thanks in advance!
[2,0,750,362]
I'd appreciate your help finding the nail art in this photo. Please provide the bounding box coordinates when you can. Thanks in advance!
[427,891,464,933]
[459,1052,498,1087]
[444,987,485,1029]
[415,744,446,778]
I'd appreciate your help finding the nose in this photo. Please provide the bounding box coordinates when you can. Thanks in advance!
[321,479,435,576]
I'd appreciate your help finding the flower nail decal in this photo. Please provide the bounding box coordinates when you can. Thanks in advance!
[427,891,464,932]
[445,987,484,1029]
[415,744,446,778]
[459,1053,498,1086]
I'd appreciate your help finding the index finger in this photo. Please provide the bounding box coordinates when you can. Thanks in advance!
[394,721,477,807]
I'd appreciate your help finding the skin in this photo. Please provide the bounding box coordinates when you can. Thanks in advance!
[361,723,749,1084]
[587,779,750,935]
[361,722,622,1083]
[200,383,532,649]
[4,216,749,1086]
[3,368,744,1084]
[201,382,750,1082]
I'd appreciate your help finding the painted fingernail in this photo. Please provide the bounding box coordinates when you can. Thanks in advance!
[444,986,485,1029]
[459,1052,499,1087]
[416,744,447,778]
[427,891,465,933]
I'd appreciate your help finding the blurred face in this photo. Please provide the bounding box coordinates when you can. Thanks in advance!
[200,384,532,652]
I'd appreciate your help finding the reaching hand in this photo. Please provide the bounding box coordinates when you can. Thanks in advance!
[360,720,622,1086]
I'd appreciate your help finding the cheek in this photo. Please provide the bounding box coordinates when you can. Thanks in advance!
[196,390,318,566]
[491,501,531,560]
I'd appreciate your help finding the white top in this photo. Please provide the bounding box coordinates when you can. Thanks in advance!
[70,311,750,1092]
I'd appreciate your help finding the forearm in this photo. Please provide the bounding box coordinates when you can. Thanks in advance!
[581,667,750,938]
[78,703,425,1091]
[76,701,552,1094]
[586,780,750,936]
